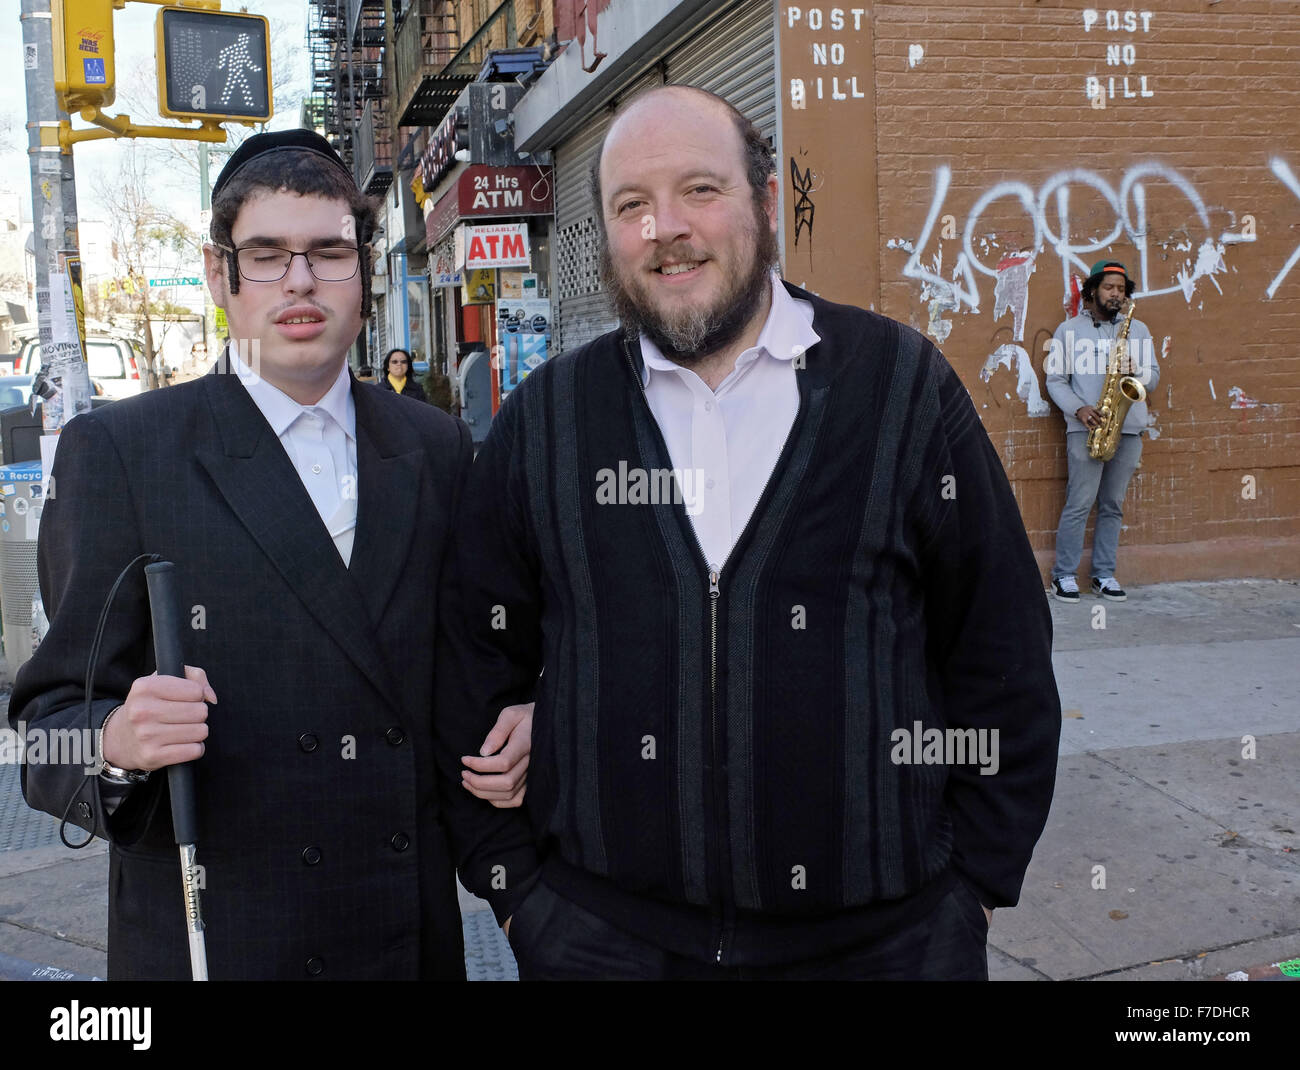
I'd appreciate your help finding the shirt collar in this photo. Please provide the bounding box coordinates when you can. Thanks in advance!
[227,347,355,439]
[639,272,820,387]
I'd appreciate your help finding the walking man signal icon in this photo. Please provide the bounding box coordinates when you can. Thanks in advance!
[217,34,261,108]
[156,9,272,123]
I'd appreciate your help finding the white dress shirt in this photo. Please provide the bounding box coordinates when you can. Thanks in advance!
[639,273,820,572]
[228,351,359,566]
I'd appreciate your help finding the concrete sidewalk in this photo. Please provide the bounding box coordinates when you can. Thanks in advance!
[1,579,1296,981]
[992,578,1299,980]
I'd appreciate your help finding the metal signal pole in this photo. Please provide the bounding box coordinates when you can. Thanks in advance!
[20,0,95,431]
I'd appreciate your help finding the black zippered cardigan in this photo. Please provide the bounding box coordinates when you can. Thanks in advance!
[434,280,1061,966]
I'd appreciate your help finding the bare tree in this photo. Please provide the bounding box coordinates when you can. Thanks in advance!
[101,144,203,389]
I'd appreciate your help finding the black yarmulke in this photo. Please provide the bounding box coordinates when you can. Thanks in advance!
[211,128,355,201]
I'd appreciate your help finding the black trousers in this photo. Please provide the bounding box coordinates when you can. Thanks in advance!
[507,879,990,981]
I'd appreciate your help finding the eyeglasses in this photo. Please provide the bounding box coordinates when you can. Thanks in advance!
[216,244,360,283]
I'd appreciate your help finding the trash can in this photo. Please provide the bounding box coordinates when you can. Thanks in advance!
[0,460,44,677]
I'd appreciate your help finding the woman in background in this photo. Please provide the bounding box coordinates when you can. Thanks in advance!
[379,347,427,402]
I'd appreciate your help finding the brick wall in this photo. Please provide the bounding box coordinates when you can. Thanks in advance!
[555,0,616,44]
[515,0,555,45]
[865,1,1300,577]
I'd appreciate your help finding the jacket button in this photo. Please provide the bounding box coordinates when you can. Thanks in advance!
[390,832,410,852]
[305,957,324,976]
[77,802,92,819]
[302,845,322,866]
[385,727,405,746]
[298,733,319,753]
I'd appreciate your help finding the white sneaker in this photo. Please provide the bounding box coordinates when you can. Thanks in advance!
[1091,577,1127,601]
[1051,576,1080,602]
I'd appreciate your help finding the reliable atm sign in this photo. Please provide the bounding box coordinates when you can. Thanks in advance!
[456,223,531,270]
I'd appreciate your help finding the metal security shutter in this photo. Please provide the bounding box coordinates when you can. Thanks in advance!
[554,117,615,355]
[551,0,776,354]
[554,66,665,354]
[665,0,776,142]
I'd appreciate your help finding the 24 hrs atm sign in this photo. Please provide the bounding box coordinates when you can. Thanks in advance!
[458,166,554,217]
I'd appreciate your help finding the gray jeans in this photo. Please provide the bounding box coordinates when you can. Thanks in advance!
[1052,431,1143,581]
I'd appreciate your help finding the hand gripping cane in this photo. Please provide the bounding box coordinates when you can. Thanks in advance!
[144,561,209,981]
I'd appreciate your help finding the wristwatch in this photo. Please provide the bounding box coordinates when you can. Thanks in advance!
[98,706,150,785]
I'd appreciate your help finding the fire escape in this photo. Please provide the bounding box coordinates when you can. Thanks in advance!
[305,0,393,197]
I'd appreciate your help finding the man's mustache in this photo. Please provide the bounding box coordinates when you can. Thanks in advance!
[649,246,706,270]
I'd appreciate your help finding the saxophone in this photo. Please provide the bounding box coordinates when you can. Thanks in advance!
[1087,299,1146,461]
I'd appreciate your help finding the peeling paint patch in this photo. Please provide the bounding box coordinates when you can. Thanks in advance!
[980,343,1052,416]
[919,250,958,343]
[908,44,924,67]
[886,237,916,252]
[1176,239,1227,302]
[924,289,957,343]
[1228,386,1261,409]
[1208,379,1216,400]
[992,252,1035,341]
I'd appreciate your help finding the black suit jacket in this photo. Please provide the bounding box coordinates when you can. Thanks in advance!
[10,367,473,980]
[379,376,428,404]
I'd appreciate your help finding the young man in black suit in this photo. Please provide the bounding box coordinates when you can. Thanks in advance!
[9,131,530,980]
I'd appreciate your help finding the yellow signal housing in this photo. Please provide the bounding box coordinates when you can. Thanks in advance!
[52,0,116,112]
[155,7,273,124]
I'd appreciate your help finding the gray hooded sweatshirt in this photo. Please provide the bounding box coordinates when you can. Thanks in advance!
[1045,309,1160,436]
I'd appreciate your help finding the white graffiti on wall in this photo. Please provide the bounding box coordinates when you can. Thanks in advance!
[893,158,1300,417]
[897,161,1274,320]
[1265,158,1300,300]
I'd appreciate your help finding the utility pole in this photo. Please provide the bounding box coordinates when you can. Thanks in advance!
[21,0,94,432]
[22,0,271,414]
[198,139,234,359]
[200,141,211,356]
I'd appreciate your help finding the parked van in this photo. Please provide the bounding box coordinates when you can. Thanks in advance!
[16,335,146,399]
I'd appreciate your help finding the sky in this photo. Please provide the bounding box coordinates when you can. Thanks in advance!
[0,0,311,247]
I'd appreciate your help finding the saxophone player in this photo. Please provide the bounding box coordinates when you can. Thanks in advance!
[1045,261,1160,603]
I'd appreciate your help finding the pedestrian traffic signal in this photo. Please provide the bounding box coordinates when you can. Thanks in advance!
[52,0,117,112]
[155,7,272,123]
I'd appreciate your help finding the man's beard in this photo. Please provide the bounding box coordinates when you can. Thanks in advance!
[599,200,780,365]
[1094,294,1124,321]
